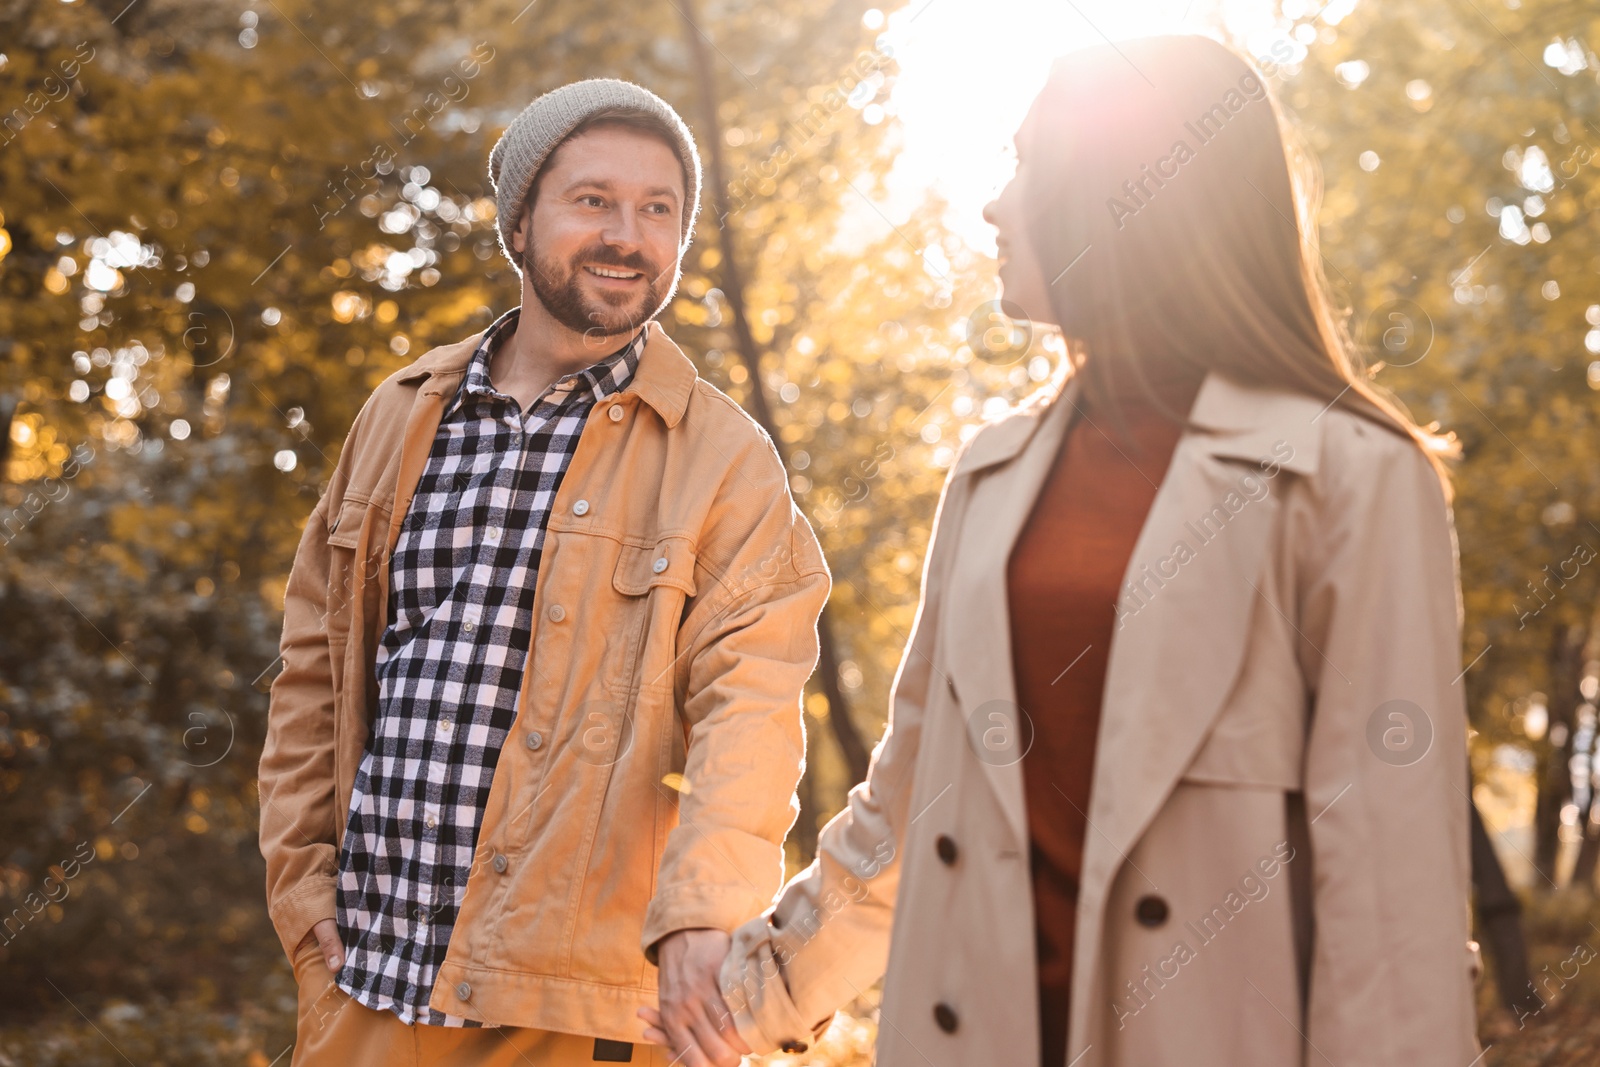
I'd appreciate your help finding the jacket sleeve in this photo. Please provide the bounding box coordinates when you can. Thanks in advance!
[639,443,832,964]
[717,460,971,1055]
[1293,431,1480,1064]
[257,487,343,964]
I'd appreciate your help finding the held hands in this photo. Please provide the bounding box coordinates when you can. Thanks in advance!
[297,917,345,974]
[637,927,752,1067]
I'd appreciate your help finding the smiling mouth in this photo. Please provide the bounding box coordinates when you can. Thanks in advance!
[584,265,644,281]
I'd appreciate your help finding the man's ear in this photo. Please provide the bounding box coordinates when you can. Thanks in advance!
[511,205,530,254]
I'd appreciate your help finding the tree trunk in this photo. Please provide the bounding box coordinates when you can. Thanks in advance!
[676,0,872,801]
[1533,622,1585,886]
[1565,609,1600,891]
[1470,793,1540,1017]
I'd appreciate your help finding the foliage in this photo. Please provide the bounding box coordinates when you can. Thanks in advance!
[1267,0,1600,885]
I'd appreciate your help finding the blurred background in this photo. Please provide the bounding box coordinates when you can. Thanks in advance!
[2,0,1600,1062]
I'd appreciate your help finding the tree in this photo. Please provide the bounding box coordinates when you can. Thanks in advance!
[1247,0,1600,889]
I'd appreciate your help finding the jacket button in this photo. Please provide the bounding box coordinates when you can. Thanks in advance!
[652,556,669,574]
[572,499,590,516]
[607,404,624,422]
[1135,895,1170,927]
[455,981,471,1000]
[525,731,543,750]
[548,604,566,622]
[492,853,508,873]
[778,1039,809,1053]
[935,834,958,866]
[933,1002,958,1033]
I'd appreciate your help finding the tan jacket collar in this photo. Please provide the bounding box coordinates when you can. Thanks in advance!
[955,370,1325,479]
[395,317,698,429]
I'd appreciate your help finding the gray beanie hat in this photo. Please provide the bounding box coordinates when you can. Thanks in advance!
[488,78,703,275]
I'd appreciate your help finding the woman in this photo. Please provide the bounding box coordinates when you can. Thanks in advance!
[708,35,1480,1067]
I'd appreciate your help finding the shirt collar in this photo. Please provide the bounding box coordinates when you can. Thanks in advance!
[444,306,646,419]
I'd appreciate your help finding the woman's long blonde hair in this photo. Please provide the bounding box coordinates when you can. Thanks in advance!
[1021,34,1454,495]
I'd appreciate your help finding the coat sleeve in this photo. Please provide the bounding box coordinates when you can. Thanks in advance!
[639,440,832,964]
[257,486,343,964]
[1293,429,1480,1064]
[718,461,971,1055]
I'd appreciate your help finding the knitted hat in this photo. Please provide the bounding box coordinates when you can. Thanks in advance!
[487,78,703,275]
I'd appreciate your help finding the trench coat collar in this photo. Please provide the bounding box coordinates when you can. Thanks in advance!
[942,368,1329,853]
[953,369,1324,481]
[396,315,697,429]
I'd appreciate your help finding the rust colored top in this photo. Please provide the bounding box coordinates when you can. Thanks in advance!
[1006,367,1204,1067]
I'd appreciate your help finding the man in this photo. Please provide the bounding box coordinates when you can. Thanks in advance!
[258,78,829,1067]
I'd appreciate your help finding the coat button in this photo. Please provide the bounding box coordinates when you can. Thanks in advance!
[572,499,590,516]
[778,1039,809,1053]
[455,981,471,1000]
[935,834,958,866]
[525,731,543,750]
[548,604,566,622]
[933,1002,958,1033]
[607,404,624,422]
[1135,895,1170,927]
[492,853,508,873]
[652,556,669,574]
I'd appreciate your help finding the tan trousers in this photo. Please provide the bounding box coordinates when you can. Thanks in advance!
[290,937,673,1066]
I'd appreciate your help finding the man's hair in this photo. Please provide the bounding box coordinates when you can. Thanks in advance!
[525,106,690,217]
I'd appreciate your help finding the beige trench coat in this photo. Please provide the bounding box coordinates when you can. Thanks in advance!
[722,371,1481,1066]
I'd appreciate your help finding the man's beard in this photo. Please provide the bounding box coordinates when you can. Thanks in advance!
[521,239,676,338]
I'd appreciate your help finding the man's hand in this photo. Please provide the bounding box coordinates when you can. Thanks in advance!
[636,927,751,1067]
[297,918,344,974]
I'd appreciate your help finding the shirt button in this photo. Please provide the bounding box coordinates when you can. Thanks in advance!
[652,556,669,574]
[607,404,624,423]
[572,499,590,516]
[526,731,543,750]
[492,853,509,873]
[439,720,453,734]
[424,813,437,828]
[548,604,566,622]
[463,620,475,633]
[456,981,471,1000]
[486,526,500,542]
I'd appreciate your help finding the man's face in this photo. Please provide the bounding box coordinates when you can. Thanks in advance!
[513,124,686,339]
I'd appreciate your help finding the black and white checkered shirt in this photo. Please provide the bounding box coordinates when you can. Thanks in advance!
[332,306,643,1025]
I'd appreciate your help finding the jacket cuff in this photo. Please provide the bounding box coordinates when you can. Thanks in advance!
[718,912,832,1055]
[640,882,770,966]
[268,873,339,964]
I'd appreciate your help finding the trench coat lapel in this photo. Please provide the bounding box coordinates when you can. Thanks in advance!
[939,370,1326,861]
[1081,373,1323,882]
[939,376,1082,849]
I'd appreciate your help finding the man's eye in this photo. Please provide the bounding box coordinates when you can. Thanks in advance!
[646,203,671,214]
[579,195,604,207]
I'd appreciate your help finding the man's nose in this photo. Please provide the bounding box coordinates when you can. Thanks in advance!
[601,206,643,249]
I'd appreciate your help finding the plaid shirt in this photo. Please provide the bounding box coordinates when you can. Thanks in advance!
[332,307,643,1025]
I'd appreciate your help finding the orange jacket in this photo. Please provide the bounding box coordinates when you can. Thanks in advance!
[258,319,829,1042]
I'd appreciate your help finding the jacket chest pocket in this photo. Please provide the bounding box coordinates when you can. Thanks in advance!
[609,536,698,697]
[323,498,369,644]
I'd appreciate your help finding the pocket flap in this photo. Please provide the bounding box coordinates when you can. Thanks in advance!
[326,498,365,549]
[613,539,697,597]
